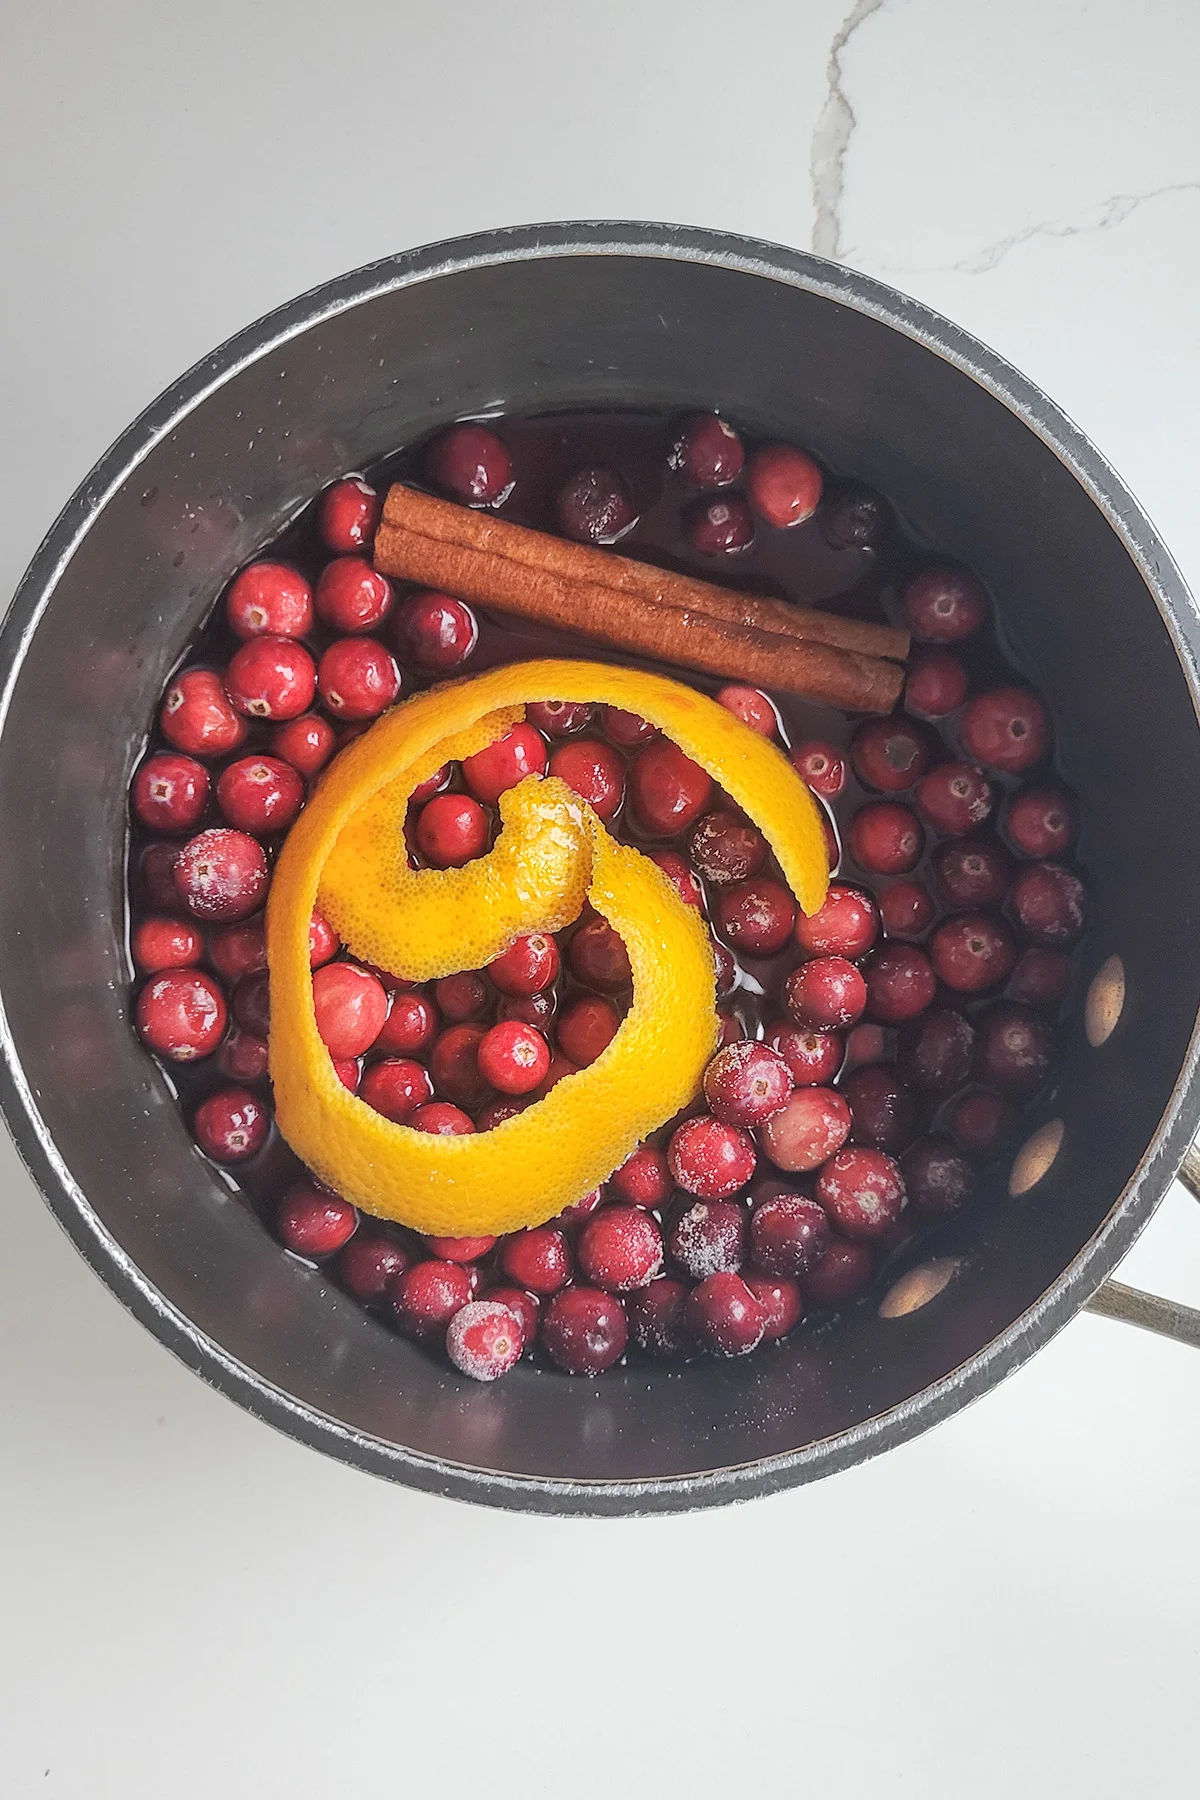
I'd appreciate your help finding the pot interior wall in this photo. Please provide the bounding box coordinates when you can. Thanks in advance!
[2,251,1197,1487]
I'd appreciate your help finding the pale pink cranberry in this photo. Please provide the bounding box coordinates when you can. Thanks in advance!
[430,1022,491,1107]
[541,1287,628,1374]
[686,493,754,553]
[193,1085,270,1162]
[391,1260,473,1339]
[398,591,479,672]
[132,752,210,834]
[878,881,936,940]
[669,412,745,486]
[547,739,624,820]
[629,740,713,837]
[311,962,389,1058]
[767,1022,845,1086]
[820,481,892,550]
[816,1147,905,1240]
[336,1232,410,1302]
[668,1115,756,1198]
[749,1188,831,1276]
[217,1028,269,1083]
[1007,947,1071,1009]
[610,1144,672,1208]
[415,793,489,867]
[526,699,595,737]
[794,884,879,959]
[556,466,637,543]
[433,972,491,1023]
[848,802,923,875]
[905,647,969,717]
[478,1284,539,1348]
[1005,786,1079,858]
[317,637,400,720]
[276,1185,357,1256]
[626,1278,693,1358]
[409,1100,475,1135]
[686,1272,765,1356]
[703,1040,793,1127]
[360,1057,433,1122]
[716,685,777,736]
[864,943,937,1023]
[131,917,203,974]
[901,563,987,642]
[933,838,1013,909]
[1009,862,1085,947]
[159,669,247,757]
[568,918,631,990]
[216,755,305,835]
[851,717,933,792]
[446,1301,524,1381]
[746,443,823,528]
[557,995,620,1066]
[687,809,767,886]
[136,969,226,1061]
[899,1008,975,1093]
[916,762,995,835]
[500,1226,571,1295]
[489,933,558,996]
[174,828,268,923]
[949,1090,1016,1158]
[716,878,797,957]
[647,848,704,908]
[314,557,393,633]
[462,724,548,804]
[428,424,513,504]
[744,1272,803,1338]
[960,687,1049,773]
[791,739,845,799]
[207,919,266,982]
[271,712,337,778]
[578,1206,663,1291]
[374,991,438,1055]
[599,706,657,748]
[784,957,867,1031]
[226,561,313,638]
[667,1193,747,1277]
[806,1238,875,1306]
[843,1063,917,1153]
[930,913,1017,992]
[974,1003,1054,1096]
[224,635,317,721]
[477,1020,550,1095]
[903,1136,974,1216]
[318,476,380,552]
[760,1087,851,1173]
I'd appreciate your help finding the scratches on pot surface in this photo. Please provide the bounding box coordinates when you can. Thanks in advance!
[810,0,888,260]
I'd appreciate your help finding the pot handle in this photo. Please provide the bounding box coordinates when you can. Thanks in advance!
[1082,1146,1200,1348]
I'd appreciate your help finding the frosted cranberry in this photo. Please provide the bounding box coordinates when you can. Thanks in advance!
[745,1272,803,1338]
[844,1063,917,1153]
[820,481,891,550]
[547,739,625,820]
[335,1231,409,1302]
[902,563,987,642]
[541,1287,627,1374]
[791,740,845,800]
[314,557,392,634]
[477,1096,532,1129]
[844,1022,887,1071]
[711,938,738,996]
[816,1147,904,1240]
[557,995,620,1066]
[687,809,767,887]
[746,443,822,528]
[931,913,1017,993]
[360,1057,433,1121]
[629,741,713,838]
[949,1090,1017,1158]
[749,1189,831,1276]
[193,1085,269,1162]
[703,1040,793,1127]
[904,1136,973,1217]
[717,685,778,736]
[428,423,513,504]
[599,706,657,748]
[851,717,933,792]
[670,412,745,486]
[578,1206,663,1292]
[137,844,183,913]
[1008,947,1071,1008]
[916,763,994,836]
[478,1284,539,1348]
[1010,862,1085,947]
[668,1115,756,1199]
[933,838,1012,910]
[434,972,491,1022]
[409,1101,475,1135]
[415,793,489,867]
[225,561,313,639]
[767,1022,845,1086]
[391,1259,473,1339]
[463,723,548,804]
[477,1020,550,1094]
[397,590,479,673]
[446,1301,523,1381]
[849,802,923,875]
[1005,786,1078,859]
[500,1228,572,1296]
[686,492,754,553]
[207,919,266,982]
[784,957,867,1031]
[557,465,637,543]
[568,918,631,990]
[879,880,935,940]
[716,878,797,957]
[160,669,247,757]
[647,848,704,908]
[216,755,304,836]
[224,635,316,722]
[217,1028,269,1082]
[431,1023,491,1107]
[488,933,558,997]
[899,1008,975,1093]
[686,1272,765,1355]
[975,1003,1054,1096]
[627,1278,693,1358]
[864,943,937,1023]
[131,917,203,973]
[806,1238,875,1307]
[312,962,389,1058]
[232,971,270,1037]
[318,475,380,552]
[136,969,226,1061]
[610,1144,672,1208]
[526,698,595,736]
[174,828,267,923]
[794,884,879,959]
[132,752,210,834]
[761,1087,851,1173]
[317,637,400,720]
[374,991,438,1056]
[905,647,969,718]
[961,687,1049,773]
[271,712,336,778]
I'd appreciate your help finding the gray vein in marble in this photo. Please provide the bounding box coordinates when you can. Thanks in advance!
[954,182,1200,273]
[810,0,887,260]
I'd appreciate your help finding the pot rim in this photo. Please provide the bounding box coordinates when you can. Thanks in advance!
[4,220,1200,1515]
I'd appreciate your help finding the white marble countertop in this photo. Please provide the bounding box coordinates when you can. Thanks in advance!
[3,2,1200,1794]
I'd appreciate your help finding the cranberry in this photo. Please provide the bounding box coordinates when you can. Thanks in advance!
[686,1272,765,1356]
[232,970,270,1037]
[498,991,557,1032]
[703,1040,793,1127]
[478,1283,539,1348]
[391,1259,473,1339]
[629,740,713,838]
[131,917,203,973]
[434,972,491,1023]
[864,943,937,1023]
[823,813,841,871]
[599,706,657,748]
[557,995,620,1066]
[415,793,489,867]
[208,919,266,982]
[749,1189,831,1276]
[932,838,1012,910]
[905,647,969,718]
[430,1022,491,1107]
[427,423,513,505]
[273,1184,356,1257]
[851,717,933,792]
[843,1022,887,1071]
[360,1057,433,1121]
[610,1144,673,1208]
[879,880,936,940]
[318,475,380,552]
[174,828,267,923]
[685,492,754,554]
[901,563,987,642]
[578,1205,663,1291]
[445,1300,523,1381]
[410,766,453,806]
[844,1063,917,1152]
[791,740,846,799]
[974,1003,1054,1096]
[820,481,891,550]
[375,991,438,1055]
[397,591,479,672]
[1005,786,1079,859]
[746,443,823,528]
[475,1020,549,1095]
[307,912,339,970]
[806,1238,875,1306]
[334,1058,361,1092]
[217,1028,269,1082]
[312,557,391,634]
[903,1136,974,1217]
[627,1278,693,1358]
[317,637,400,720]
[794,884,879,959]
[500,1226,571,1295]
[669,412,745,486]
[132,752,210,834]
[745,1272,804,1338]
[557,466,637,543]
[767,1022,845,1086]
[711,938,738,996]
[409,1100,475,1135]
[547,739,625,820]
[784,957,867,1031]
[541,1287,628,1374]
[899,1008,975,1093]
[159,668,247,757]
[1009,862,1085,947]
[488,933,558,997]
[949,1090,1017,1158]
[816,1147,904,1241]
[716,685,778,736]
[193,1085,270,1162]
[531,1052,580,1101]
[216,754,304,835]
[916,762,995,836]
[336,1232,410,1302]
[568,917,631,990]
[716,878,797,957]
[1008,947,1071,1009]
[526,698,595,737]
[224,635,316,722]
[271,712,337,778]
[137,845,182,916]
[931,913,1017,993]
[647,848,704,908]
[849,801,923,875]
[136,968,226,1061]
[462,724,547,804]
[228,564,313,641]
[668,1115,756,1199]
[961,687,1049,773]
[760,1087,851,1173]
[686,809,767,887]
[477,1096,532,1129]
[717,1012,745,1047]
[311,962,388,1058]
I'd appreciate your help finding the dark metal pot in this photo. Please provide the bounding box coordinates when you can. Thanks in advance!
[3,223,1199,1516]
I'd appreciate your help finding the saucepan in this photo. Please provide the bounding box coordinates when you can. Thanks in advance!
[2,222,1198,1515]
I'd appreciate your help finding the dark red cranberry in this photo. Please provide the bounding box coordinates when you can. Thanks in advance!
[547,739,625,820]
[224,635,316,721]
[336,1232,410,1303]
[711,937,738,997]
[557,466,637,543]
[1005,785,1079,859]
[628,740,713,837]
[791,740,846,799]
[434,971,491,1023]
[806,1238,875,1306]
[136,969,226,1061]
[568,918,631,990]
[901,563,987,642]
[767,1022,845,1086]
[374,991,438,1055]
[478,1283,539,1349]
[477,1020,550,1095]
[489,933,559,996]
[446,1300,523,1381]
[526,698,595,737]
[849,802,923,875]
[816,1147,905,1241]
[610,1144,672,1208]
[314,557,392,633]
[159,669,247,757]
[820,481,891,550]
[397,591,479,672]
[903,1136,974,1217]
[498,990,557,1032]
[760,1087,851,1173]
[462,723,548,804]
[685,492,754,553]
[647,848,704,908]
[687,809,767,886]
[225,561,313,638]
[749,1189,831,1276]
[131,917,203,974]
[916,762,995,835]
[716,685,778,736]
[360,1057,434,1121]
[974,1003,1054,1097]
[668,1115,756,1199]
[961,687,1049,773]
[530,1052,580,1101]
[905,647,969,718]
[949,1090,1017,1158]
[784,957,867,1031]
[686,1272,765,1356]
[232,970,270,1037]
[844,1063,918,1152]
[745,1272,803,1338]
[599,706,657,748]
[427,423,513,505]
[716,878,797,957]
[541,1287,628,1374]
[391,1259,473,1339]
[476,1095,532,1129]
[193,1085,270,1162]
[794,884,879,959]
[669,412,745,486]
[851,717,933,792]
[557,995,621,1067]
[746,443,822,528]
[207,919,266,983]
[1007,947,1071,1008]
[275,1184,356,1256]
[430,1022,491,1107]
[270,711,337,778]
[844,1022,887,1072]
[1009,862,1085,947]
[578,1206,663,1291]
[864,943,937,1023]
[137,843,183,912]
[174,828,267,923]
[317,637,401,720]
[415,793,489,867]
[409,1100,475,1135]
[931,913,1017,993]
[311,962,389,1058]
[933,838,1013,910]
[132,752,210,834]
[500,1226,571,1295]
[899,1008,976,1093]
[217,1027,269,1082]
[410,764,452,804]
[878,880,936,940]
[318,476,380,552]
[216,755,304,835]
[703,1040,793,1127]
[626,1278,693,1358]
